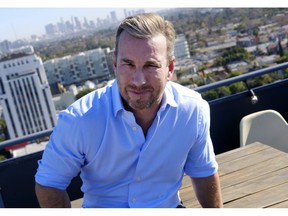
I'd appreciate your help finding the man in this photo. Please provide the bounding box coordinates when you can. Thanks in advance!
[35,13,223,208]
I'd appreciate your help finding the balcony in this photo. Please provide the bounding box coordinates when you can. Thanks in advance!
[0,62,288,207]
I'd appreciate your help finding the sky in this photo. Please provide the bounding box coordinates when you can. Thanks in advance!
[0,0,287,41]
[0,8,163,41]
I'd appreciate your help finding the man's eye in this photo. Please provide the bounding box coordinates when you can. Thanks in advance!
[123,63,133,67]
[145,63,157,67]
[147,64,159,68]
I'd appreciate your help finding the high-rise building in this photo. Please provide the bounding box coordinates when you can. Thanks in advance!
[45,23,58,36]
[124,9,128,18]
[110,11,118,23]
[74,17,82,30]
[0,46,57,139]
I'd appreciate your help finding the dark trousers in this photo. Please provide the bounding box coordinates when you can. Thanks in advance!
[176,201,186,208]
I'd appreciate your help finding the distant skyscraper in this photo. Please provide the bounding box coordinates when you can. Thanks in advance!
[124,9,128,18]
[124,9,145,18]
[110,11,118,23]
[74,17,82,30]
[83,17,89,29]
[0,46,57,139]
[45,23,58,36]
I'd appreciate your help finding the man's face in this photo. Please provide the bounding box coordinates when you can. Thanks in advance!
[114,31,174,111]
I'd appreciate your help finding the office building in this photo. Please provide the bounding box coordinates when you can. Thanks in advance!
[0,46,57,139]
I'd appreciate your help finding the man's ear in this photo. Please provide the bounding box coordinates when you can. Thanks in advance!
[167,56,175,80]
[113,52,117,75]
[113,52,117,68]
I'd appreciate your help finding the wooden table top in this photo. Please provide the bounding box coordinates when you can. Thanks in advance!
[180,142,288,208]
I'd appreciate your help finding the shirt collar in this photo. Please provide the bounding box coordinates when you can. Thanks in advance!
[112,80,178,117]
[162,81,178,109]
[111,80,124,117]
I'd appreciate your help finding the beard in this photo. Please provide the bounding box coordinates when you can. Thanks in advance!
[120,84,162,111]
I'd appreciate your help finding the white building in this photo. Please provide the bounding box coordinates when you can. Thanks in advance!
[44,48,112,89]
[174,34,191,61]
[256,55,279,66]
[0,46,57,139]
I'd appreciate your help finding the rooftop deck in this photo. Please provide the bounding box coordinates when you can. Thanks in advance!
[0,63,288,207]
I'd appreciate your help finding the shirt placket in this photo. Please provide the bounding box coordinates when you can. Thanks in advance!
[127,113,161,207]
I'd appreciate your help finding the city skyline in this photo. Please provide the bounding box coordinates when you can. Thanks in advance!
[0,8,163,42]
[1,0,287,42]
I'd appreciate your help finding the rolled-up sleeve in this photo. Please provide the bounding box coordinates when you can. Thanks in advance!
[35,111,85,190]
[184,100,218,178]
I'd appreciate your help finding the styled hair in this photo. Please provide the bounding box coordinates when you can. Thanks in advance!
[115,13,176,60]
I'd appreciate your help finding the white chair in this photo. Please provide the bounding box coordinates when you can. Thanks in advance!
[239,109,288,153]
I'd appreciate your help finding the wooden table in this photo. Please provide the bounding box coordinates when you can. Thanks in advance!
[72,142,288,208]
[180,142,288,208]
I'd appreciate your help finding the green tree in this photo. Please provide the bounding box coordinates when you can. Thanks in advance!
[0,118,7,142]
[283,69,288,78]
[252,27,260,38]
[228,71,242,78]
[202,90,218,101]
[194,79,205,87]
[214,47,251,68]
[217,86,231,97]
[248,74,273,88]
[0,118,6,130]
[202,86,232,101]
[276,53,288,64]
[76,88,95,100]
[0,117,8,160]
[175,70,188,79]
[229,82,246,94]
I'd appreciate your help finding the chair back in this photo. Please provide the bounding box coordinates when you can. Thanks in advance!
[240,109,288,152]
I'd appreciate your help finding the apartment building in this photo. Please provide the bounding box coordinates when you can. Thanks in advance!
[44,47,112,91]
[174,34,191,61]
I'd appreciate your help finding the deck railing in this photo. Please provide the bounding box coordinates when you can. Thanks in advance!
[195,61,288,93]
[0,129,52,151]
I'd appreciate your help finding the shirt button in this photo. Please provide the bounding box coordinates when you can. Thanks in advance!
[132,197,136,203]
[136,176,141,181]
[132,126,137,131]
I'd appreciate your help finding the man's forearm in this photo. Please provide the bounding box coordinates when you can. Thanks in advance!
[35,182,71,208]
[191,173,223,208]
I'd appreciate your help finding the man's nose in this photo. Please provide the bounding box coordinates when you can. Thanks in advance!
[132,68,146,86]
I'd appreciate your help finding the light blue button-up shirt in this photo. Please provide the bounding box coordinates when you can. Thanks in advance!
[35,80,218,208]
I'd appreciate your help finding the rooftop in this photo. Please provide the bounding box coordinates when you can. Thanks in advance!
[0,62,288,207]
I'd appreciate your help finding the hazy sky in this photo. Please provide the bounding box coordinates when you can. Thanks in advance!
[0,1,287,41]
[0,8,162,41]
